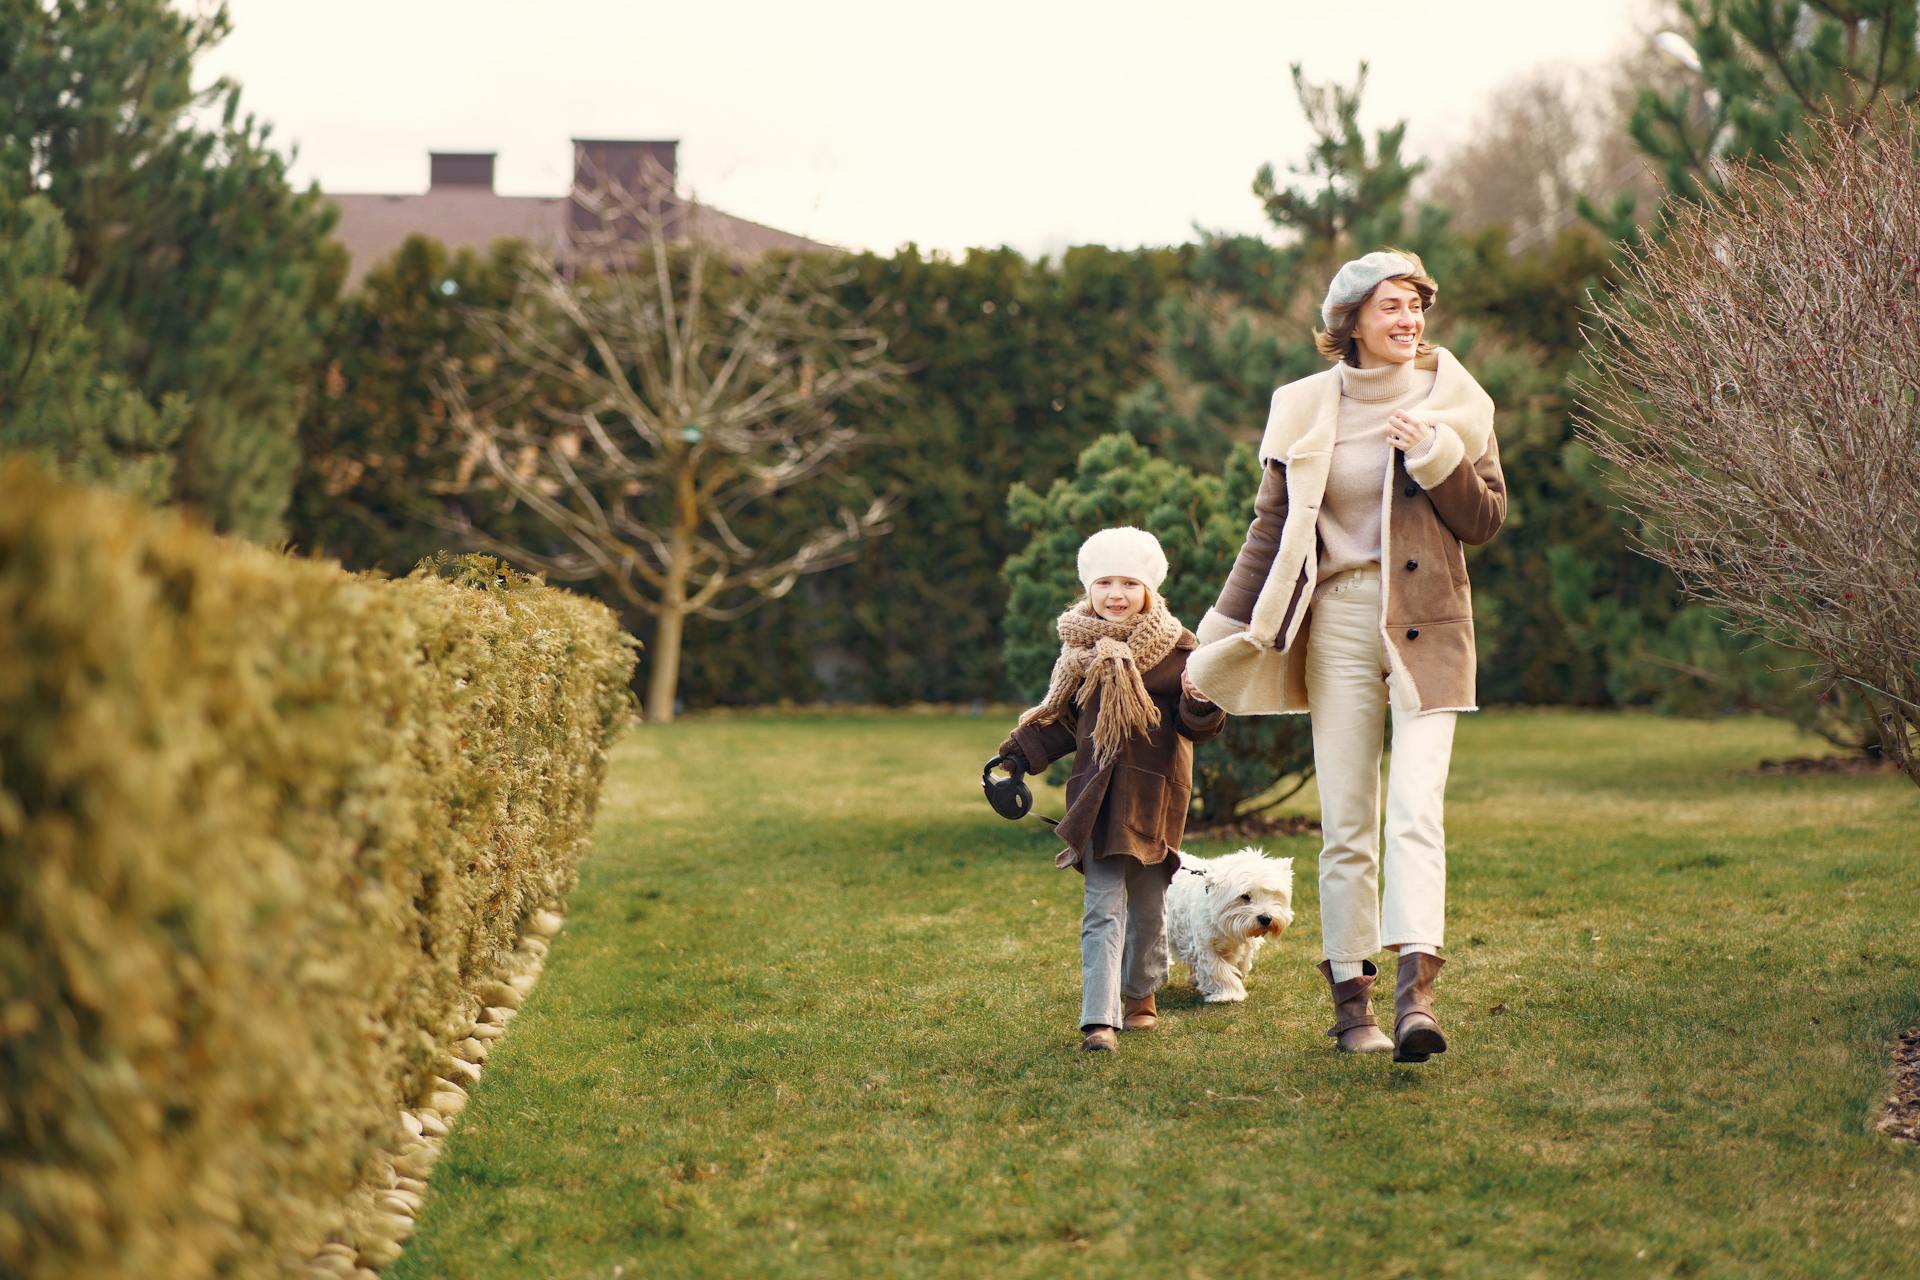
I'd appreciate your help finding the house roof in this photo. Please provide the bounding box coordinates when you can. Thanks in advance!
[328,169,838,287]
[328,190,571,286]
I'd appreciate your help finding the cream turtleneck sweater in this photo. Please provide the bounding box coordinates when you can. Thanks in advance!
[1317,359,1440,580]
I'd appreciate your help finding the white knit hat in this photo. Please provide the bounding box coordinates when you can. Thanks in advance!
[1321,250,1421,327]
[1077,526,1168,591]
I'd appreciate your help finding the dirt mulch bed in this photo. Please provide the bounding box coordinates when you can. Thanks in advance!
[1878,1027,1920,1147]
[1187,814,1321,843]
[1753,754,1899,776]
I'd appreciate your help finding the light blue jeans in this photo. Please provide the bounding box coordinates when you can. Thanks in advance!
[1080,853,1170,1030]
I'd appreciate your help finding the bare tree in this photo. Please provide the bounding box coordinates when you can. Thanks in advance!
[438,166,897,722]
[1580,107,1920,784]
[1426,70,1596,246]
[1424,62,1668,252]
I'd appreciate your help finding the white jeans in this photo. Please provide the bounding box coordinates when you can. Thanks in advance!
[1304,567,1456,960]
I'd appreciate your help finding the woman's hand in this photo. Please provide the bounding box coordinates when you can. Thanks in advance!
[1387,410,1432,453]
[1181,669,1211,705]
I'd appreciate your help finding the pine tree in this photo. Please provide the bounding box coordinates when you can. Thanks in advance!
[0,194,184,500]
[1586,0,1920,242]
[0,0,340,539]
[1122,64,1461,471]
[1252,63,1432,276]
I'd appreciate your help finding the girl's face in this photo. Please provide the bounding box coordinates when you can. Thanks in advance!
[1352,278,1425,368]
[1090,577,1149,621]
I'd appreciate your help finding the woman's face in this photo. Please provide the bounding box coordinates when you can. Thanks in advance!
[1090,577,1149,621]
[1352,278,1425,368]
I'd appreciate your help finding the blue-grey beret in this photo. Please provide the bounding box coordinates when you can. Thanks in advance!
[1321,251,1421,328]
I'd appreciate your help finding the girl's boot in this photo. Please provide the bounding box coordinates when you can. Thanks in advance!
[1392,953,1448,1063]
[1318,960,1394,1053]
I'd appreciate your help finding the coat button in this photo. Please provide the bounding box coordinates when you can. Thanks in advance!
[1406,628,1420,640]
[1405,559,1418,571]
[1403,483,1418,497]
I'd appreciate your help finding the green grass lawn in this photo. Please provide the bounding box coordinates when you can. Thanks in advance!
[388,710,1920,1280]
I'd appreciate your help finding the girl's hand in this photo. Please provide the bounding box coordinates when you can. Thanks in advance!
[1182,669,1211,704]
[1387,410,1432,453]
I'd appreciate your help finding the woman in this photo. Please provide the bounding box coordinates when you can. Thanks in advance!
[1185,248,1506,1062]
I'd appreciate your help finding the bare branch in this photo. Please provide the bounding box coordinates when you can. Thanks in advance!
[689,495,893,621]
[434,173,902,719]
[1580,106,1920,784]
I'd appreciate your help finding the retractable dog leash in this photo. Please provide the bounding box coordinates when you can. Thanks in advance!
[981,755,1059,828]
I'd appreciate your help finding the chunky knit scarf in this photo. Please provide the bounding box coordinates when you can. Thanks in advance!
[1017,597,1182,768]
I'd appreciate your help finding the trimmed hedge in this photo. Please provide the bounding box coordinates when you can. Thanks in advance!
[0,460,637,1279]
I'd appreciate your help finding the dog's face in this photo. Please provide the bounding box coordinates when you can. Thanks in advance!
[1202,848,1294,940]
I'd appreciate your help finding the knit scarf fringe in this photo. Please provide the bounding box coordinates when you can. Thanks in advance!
[1017,597,1182,768]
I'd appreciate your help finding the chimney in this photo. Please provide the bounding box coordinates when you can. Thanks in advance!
[570,139,679,245]
[429,152,496,192]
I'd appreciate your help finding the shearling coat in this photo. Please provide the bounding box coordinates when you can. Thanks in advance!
[999,631,1227,875]
[1193,347,1506,715]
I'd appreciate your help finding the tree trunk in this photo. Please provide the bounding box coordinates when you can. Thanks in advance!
[646,466,698,723]
[645,605,686,723]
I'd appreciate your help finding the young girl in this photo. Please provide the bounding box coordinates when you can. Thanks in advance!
[997,527,1226,1052]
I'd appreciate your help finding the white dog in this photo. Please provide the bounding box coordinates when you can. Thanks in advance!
[1165,847,1295,1002]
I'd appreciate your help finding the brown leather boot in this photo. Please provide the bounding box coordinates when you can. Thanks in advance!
[1081,1026,1118,1052]
[1318,960,1394,1054]
[1392,952,1448,1063]
[1122,994,1158,1031]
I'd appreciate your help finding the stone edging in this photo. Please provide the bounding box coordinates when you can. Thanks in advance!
[299,908,566,1278]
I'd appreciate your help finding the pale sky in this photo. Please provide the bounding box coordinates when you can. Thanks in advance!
[188,0,1657,258]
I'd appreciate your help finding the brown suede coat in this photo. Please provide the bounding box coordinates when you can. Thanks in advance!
[999,632,1227,874]
[1195,348,1506,714]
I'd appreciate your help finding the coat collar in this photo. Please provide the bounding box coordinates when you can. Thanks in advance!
[1258,347,1494,467]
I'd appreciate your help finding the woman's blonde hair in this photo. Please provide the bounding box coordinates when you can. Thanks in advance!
[1314,246,1439,366]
